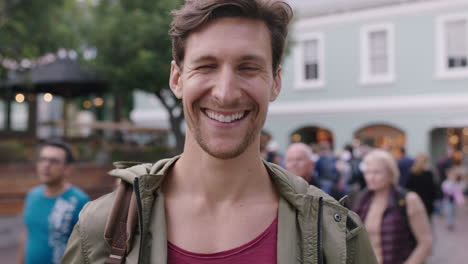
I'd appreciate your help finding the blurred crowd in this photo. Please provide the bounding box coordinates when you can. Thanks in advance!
[262,130,467,263]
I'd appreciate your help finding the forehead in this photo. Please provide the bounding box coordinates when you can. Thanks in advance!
[184,17,272,64]
[286,146,308,159]
[40,145,66,159]
[365,158,387,170]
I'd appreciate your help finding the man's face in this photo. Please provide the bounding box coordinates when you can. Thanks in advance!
[36,146,69,186]
[170,17,281,159]
[285,145,313,182]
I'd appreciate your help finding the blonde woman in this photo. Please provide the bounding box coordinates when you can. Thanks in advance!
[353,149,432,264]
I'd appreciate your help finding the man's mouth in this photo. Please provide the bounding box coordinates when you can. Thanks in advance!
[203,109,249,123]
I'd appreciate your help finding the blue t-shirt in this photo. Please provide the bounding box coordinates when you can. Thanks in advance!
[23,185,89,264]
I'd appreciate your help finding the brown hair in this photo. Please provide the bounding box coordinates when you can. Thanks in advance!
[169,0,293,72]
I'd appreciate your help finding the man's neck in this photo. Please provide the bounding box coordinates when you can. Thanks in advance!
[165,143,277,205]
[163,138,280,253]
[44,181,70,197]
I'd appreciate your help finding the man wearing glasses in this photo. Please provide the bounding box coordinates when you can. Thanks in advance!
[17,140,89,264]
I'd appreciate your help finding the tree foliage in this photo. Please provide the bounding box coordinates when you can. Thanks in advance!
[0,0,82,77]
[83,0,185,152]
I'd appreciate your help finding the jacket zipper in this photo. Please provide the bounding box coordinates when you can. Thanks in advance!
[317,197,324,264]
[134,177,145,264]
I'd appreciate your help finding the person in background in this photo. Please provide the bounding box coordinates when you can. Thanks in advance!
[284,143,318,187]
[265,140,283,166]
[344,144,366,208]
[434,146,454,215]
[353,149,432,264]
[441,168,466,231]
[259,130,283,165]
[335,148,352,195]
[260,130,272,160]
[309,143,320,164]
[406,153,438,220]
[17,140,89,264]
[396,147,414,187]
[436,146,454,184]
[315,141,339,194]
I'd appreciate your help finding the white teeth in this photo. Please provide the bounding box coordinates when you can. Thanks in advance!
[205,110,245,123]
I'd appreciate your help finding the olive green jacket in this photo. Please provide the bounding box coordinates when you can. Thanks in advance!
[62,156,377,264]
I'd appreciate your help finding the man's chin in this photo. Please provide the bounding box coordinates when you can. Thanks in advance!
[41,179,60,186]
[42,181,53,186]
[193,123,259,160]
[205,147,245,160]
[38,177,50,184]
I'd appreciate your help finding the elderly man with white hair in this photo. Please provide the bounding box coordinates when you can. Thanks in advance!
[285,143,318,186]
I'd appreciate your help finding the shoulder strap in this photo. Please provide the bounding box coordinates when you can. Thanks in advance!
[104,180,138,264]
[396,187,418,241]
[396,188,408,221]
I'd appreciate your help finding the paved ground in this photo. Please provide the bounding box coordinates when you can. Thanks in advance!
[427,203,468,264]
[0,215,21,264]
[1,204,468,263]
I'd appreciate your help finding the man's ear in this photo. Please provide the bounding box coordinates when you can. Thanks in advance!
[169,60,183,99]
[270,66,282,102]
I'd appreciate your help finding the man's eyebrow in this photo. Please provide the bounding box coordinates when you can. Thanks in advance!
[190,54,267,65]
[191,55,217,64]
[238,55,267,65]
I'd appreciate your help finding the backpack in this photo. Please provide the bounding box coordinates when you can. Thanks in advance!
[104,180,138,264]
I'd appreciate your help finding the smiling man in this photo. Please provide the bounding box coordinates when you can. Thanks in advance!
[62,1,377,263]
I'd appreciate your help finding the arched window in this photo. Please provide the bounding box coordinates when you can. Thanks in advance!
[354,124,405,156]
[290,126,334,149]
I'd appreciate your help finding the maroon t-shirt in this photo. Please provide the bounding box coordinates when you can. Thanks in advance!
[167,218,278,264]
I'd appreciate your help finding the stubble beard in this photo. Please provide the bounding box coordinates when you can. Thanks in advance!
[44,176,64,187]
[38,170,65,187]
[186,100,265,160]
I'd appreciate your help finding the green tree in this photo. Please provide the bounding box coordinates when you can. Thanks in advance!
[0,0,83,77]
[83,0,184,153]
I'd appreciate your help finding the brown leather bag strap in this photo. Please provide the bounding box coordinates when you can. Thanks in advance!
[104,180,137,264]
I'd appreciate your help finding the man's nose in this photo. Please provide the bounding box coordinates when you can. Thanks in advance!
[212,66,242,105]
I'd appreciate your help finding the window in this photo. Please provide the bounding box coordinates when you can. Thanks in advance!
[0,95,31,134]
[304,40,319,80]
[369,31,389,75]
[11,100,28,131]
[360,23,395,84]
[447,20,467,68]
[295,33,324,89]
[436,13,468,79]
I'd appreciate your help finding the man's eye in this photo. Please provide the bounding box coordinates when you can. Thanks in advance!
[197,64,216,70]
[239,64,260,72]
[240,66,258,71]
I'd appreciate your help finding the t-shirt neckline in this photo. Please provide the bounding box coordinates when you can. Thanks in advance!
[167,217,278,259]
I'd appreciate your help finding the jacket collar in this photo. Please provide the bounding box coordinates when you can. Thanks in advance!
[108,155,337,214]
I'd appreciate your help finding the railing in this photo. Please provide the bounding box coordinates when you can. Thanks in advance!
[0,164,115,215]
